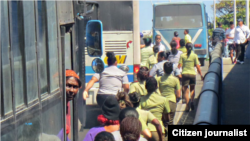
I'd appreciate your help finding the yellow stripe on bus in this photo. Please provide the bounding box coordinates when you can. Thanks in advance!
[104,55,127,64]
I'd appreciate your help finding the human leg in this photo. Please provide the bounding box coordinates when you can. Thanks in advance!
[240,44,246,62]
[236,44,241,62]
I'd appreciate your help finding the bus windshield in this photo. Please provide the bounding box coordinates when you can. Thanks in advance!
[154,4,203,29]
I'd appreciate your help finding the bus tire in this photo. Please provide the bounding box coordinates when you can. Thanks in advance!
[199,58,205,66]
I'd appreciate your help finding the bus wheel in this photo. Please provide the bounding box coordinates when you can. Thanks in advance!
[199,58,205,66]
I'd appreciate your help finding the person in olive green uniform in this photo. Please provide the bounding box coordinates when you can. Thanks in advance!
[139,77,171,141]
[141,38,154,67]
[156,62,181,127]
[148,45,159,70]
[184,29,192,44]
[178,39,187,53]
[129,92,163,141]
[129,67,149,96]
[178,43,204,112]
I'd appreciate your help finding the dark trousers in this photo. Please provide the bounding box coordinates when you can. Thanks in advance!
[236,43,246,62]
[96,94,116,107]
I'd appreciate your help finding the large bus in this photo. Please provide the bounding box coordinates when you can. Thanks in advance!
[1,1,102,141]
[85,1,140,105]
[153,2,209,66]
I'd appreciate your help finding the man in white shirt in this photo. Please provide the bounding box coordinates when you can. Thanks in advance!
[226,21,235,64]
[234,19,250,64]
[154,34,166,52]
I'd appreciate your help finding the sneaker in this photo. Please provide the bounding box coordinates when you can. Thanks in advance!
[237,60,240,63]
[240,61,244,64]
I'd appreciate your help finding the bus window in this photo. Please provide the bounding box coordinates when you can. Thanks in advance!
[10,1,25,108]
[154,4,203,29]
[1,0,13,114]
[36,1,48,95]
[23,1,39,103]
[46,1,59,92]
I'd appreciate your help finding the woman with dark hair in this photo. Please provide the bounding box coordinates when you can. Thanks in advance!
[116,91,133,110]
[111,107,147,141]
[141,38,154,67]
[178,43,204,111]
[83,52,130,107]
[139,77,171,141]
[178,39,187,53]
[149,51,170,77]
[172,31,181,49]
[129,67,149,96]
[83,96,120,141]
[156,62,181,127]
[129,92,163,141]
[94,131,115,141]
[120,117,142,141]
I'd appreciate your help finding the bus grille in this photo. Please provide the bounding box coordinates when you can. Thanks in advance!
[105,40,127,55]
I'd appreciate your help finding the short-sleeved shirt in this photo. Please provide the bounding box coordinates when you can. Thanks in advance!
[136,108,156,126]
[141,46,154,67]
[112,130,147,141]
[149,60,168,77]
[148,53,158,69]
[178,52,200,75]
[129,81,147,96]
[167,50,183,64]
[139,91,171,132]
[184,34,192,44]
[178,46,187,53]
[156,74,181,103]
[156,43,166,52]
[83,127,105,141]
[225,28,235,39]
[93,66,129,95]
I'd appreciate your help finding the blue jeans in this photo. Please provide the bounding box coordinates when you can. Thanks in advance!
[224,44,229,57]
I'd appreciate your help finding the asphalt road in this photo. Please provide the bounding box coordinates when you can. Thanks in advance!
[78,60,210,140]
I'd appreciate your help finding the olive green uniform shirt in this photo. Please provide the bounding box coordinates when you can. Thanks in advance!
[148,53,158,69]
[184,34,192,44]
[178,46,187,53]
[156,74,181,103]
[141,46,154,67]
[137,108,156,131]
[178,52,200,75]
[129,81,147,96]
[139,92,170,133]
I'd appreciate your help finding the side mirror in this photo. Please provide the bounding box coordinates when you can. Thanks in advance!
[119,65,129,73]
[91,58,105,73]
[207,22,212,29]
[86,20,103,57]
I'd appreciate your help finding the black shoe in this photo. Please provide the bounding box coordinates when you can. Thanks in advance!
[191,102,195,111]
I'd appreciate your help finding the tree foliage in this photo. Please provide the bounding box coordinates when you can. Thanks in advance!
[208,0,249,38]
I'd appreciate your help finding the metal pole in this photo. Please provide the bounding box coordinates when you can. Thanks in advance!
[214,0,216,29]
[234,0,237,26]
[246,0,249,27]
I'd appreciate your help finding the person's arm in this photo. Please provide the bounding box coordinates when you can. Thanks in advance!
[83,76,99,100]
[122,75,130,93]
[141,128,152,139]
[246,26,250,40]
[149,64,157,77]
[151,119,163,141]
[140,44,146,48]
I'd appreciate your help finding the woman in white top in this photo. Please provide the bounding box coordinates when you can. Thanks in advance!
[83,52,130,107]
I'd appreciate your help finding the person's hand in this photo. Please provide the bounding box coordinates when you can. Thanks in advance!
[247,37,250,41]
[201,75,204,81]
[83,90,89,100]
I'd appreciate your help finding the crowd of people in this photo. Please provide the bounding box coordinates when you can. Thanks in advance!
[77,28,205,141]
[213,19,250,64]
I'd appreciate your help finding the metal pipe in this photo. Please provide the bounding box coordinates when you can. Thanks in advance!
[234,0,237,26]
[246,0,249,27]
[214,0,216,29]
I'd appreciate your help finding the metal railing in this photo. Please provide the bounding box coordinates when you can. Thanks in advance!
[193,42,223,125]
